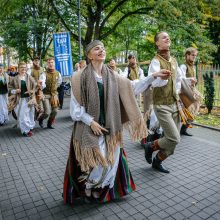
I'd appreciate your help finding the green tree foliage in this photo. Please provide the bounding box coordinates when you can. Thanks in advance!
[202,0,220,64]
[49,0,155,50]
[0,0,219,63]
[203,72,215,114]
[102,0,217,63]
[0,0,58,61]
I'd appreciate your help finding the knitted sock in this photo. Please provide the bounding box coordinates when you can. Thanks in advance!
[157,151,167,161]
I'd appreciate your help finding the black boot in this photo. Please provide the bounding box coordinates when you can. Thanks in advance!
[39,119,45,129]
[144,142,153,164]
[181,131,193,136]
[152,156,169,173]
[180,125,192,136]
[47,123,55,129]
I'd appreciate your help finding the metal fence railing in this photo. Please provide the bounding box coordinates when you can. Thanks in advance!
[196,64,220,107]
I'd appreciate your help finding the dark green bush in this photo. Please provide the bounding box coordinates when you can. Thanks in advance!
[203,72,215,114]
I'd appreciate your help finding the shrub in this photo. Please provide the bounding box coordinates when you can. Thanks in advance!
[203,72,215,114]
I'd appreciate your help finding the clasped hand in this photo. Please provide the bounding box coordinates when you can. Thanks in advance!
[153,69,172,80]
[90,120,109,136]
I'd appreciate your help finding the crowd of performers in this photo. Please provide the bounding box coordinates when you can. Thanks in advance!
[0,57,62,136]
[0,31,203,205]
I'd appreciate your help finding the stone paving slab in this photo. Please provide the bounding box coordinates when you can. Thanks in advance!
[0,98,220,220]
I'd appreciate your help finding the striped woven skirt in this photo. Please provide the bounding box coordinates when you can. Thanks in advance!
[63,139,136,204]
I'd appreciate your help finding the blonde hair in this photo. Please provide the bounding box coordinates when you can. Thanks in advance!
[185,47,198,58]
[18,62,27,68]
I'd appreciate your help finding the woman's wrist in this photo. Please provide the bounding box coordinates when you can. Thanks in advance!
[152,73,157,79]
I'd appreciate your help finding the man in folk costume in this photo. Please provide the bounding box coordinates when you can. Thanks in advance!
[0,63,9,126]
[179,47,198,136]
[39,58,62,129]
[123,54,145,108]
[63,40,171,204]
[123,54,144,80]
[31,56,45,128]
[8,62,36,136]
[108,58,123,75]
[143,31,183,173]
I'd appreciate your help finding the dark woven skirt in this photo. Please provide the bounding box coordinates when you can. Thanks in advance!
[63,139,136,204]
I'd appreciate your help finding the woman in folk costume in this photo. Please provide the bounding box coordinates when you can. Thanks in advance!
[8,62,36,137]
[63,40,171,204]
[0,63,9,126]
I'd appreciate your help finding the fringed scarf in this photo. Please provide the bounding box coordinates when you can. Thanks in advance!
[72,63,147,172]
[8,74,36,111]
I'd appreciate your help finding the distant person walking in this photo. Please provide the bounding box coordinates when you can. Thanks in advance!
[31,56,45,127]
[179,47,198,136]
[0,63,9,126]
[39,58,62,129]
[8,62,36,136]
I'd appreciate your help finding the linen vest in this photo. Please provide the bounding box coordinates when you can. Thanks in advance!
[186,64,195,78]
[31,67,44,82]
[43,70,59,96]
[127,66,139,80]
[152,54,179,105]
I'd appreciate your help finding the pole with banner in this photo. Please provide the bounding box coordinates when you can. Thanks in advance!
[53,32,73,77]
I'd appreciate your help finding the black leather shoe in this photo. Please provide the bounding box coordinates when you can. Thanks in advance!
[144,142,153,164]
[181,131,193,136]
[47,124,55,129]
[39,119,45,129]
[152,157,170,173]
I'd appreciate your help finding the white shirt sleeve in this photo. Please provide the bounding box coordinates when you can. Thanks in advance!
[179,64,196,86]
[39,73,46,90]
[121,67,128,78]
[139,67,145,80]
[176,64,183,94]
[130,75,155,96]
[179,64,187,78]
[148,59,168,87]
[70,90,94,126]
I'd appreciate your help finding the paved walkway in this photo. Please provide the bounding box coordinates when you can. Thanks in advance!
[0,98,220,220]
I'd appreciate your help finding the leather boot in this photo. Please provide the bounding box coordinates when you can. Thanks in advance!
[47,122,55,129]
[180,125,193,136]
[152,155,169,173]
[39,119,45,129]
[47,118,55,129]
[144,140,160,164]
[144,142,153,164]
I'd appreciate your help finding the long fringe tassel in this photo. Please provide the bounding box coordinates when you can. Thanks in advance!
[123,117,147,141]
[106,132,123,165]
[72,139,108,172]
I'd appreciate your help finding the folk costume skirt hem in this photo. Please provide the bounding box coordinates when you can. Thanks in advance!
[63,138,136,205]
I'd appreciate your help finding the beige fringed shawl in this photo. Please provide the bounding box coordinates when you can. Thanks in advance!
[72,63,147,172]
[8,74,36,111]
[179,78,203,116]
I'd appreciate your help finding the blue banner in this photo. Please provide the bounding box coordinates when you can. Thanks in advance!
[53,32,73,76]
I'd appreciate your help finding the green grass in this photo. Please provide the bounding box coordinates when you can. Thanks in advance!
[194,113,220,128]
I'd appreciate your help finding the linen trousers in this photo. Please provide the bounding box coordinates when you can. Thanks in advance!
[42,97,58,121]
[154,103,181,157]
